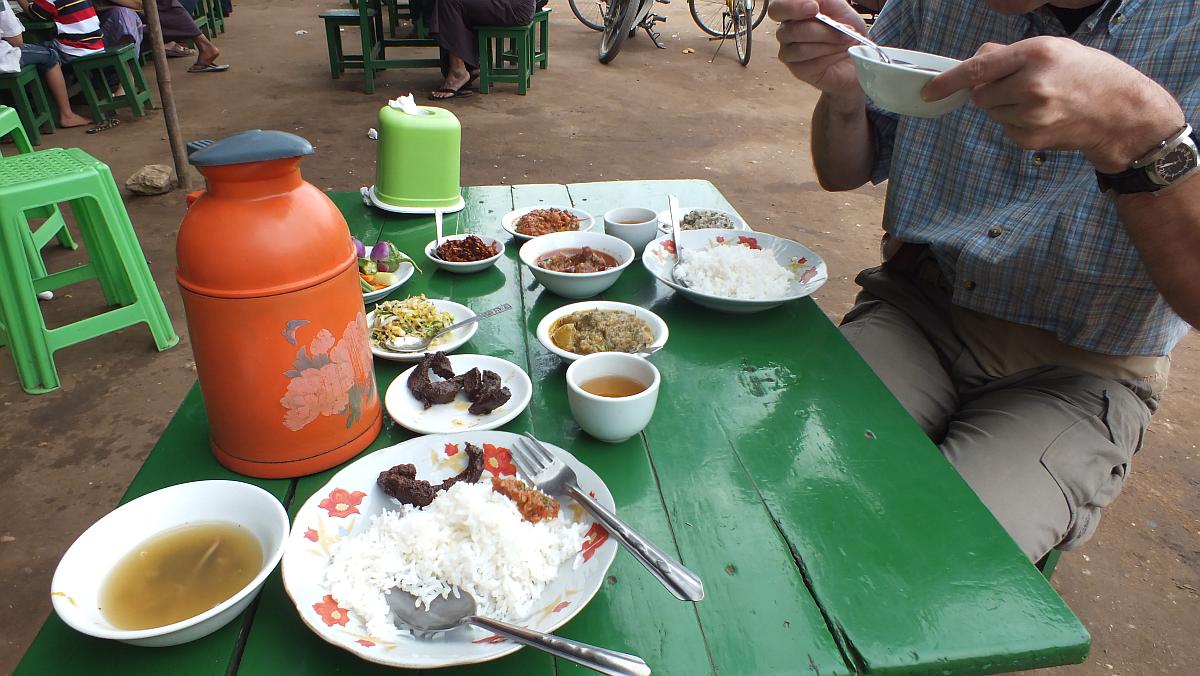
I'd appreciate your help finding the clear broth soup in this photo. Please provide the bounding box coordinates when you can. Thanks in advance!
[581,375,647,398]
[100,522,262,630]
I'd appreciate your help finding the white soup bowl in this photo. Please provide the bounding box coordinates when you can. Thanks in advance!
[848,45,970,118]
[519,230,634,299]
[51,480,289,647]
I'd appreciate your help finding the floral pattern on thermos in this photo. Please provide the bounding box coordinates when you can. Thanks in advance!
[279,312,377,431]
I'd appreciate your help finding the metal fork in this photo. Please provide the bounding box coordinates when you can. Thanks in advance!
[513,434,705,602]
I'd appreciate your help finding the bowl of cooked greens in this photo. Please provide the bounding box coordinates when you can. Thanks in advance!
[656,207,749,234]
[366,295,477,362]
[536,301,668,362]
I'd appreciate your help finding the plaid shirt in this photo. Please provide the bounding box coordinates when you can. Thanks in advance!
[866,0,1199,356]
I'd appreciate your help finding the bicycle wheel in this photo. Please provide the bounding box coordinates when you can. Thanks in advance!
[689,0,768,37]
[599,0,638,63]
[569,0,607,31]
[733,0,751,65]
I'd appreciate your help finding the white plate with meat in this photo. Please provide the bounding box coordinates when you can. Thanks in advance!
[384,354,533,434]
[281,431,618,669]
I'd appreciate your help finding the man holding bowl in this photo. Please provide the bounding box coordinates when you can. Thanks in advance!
[771,0,1199,561]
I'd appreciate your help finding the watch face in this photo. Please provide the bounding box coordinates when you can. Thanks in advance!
[1155,144,1199,183]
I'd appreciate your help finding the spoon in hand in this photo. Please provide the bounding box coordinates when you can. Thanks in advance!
[812,13,941,72]
[386,588,651,676]
[381,303,512,353]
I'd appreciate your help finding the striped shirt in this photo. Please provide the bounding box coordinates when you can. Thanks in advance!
[865,0,1199,356]
[27,0,104,56]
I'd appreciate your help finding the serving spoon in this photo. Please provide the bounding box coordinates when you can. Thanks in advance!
[813,12,941,72]
[386,588,651,676]
[381,303,512,353]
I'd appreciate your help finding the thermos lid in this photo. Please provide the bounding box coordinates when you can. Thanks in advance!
[187,130,315,167]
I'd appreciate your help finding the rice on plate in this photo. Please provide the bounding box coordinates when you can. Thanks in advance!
[641,229,828,313]
[281,431,618,669]
[327,481,585,639]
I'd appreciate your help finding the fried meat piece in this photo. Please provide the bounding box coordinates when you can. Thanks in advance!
[407,351,463,409]
[377,463,436,507]
[438,442,485,490]
[491,476,560,523]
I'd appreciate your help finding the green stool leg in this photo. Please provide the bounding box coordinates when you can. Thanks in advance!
[325,20,343,78]
[477,33,492,94]
[359,5,377,94]
[70,195,133,307]
[10,80,41,146]
[74,69,105,123]
[88,180,178,350]
[539,12,549,69]
[0,204,59,393]
[113,57,144,117]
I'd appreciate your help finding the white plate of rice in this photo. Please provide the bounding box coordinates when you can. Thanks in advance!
[281,431,618,669]
[641,229,828,313]
[366,298,477,363]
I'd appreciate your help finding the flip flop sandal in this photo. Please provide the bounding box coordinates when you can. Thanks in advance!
[188,62,230,73]
[165,44,196,58]
[86,117,120,134]
[428,82,473,100]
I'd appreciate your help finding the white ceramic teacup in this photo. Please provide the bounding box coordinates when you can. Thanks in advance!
[603,207,660,257]
[566,352,661,443]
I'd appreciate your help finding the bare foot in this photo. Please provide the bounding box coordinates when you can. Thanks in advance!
[59,111,92,128]
[113,85,126,97]
[197,43,220,66]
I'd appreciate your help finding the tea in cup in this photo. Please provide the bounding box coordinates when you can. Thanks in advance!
[603,207,659,257]
[566,352,660,443]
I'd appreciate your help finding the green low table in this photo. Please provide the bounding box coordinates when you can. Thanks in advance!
[15,180,1090,675]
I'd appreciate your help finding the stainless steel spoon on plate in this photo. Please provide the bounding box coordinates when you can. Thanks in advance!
[667,195,689,288]
[381,303,512,353]
[386,588,651,676]
[813,12,942,72]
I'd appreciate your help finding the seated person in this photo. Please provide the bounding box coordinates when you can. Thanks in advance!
[94,0,143,55]
[771,0,1199,561]
[0,0,90,127]
[153,0,226,72]
[426,0,538,99]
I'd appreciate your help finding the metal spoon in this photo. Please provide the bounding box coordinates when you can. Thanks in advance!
[386,588,651,676]
[381,303,512,353]
[813,13,942,72]
[667,195,688,288]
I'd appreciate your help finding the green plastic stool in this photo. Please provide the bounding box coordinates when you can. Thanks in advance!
[320,7,377,79]
[0,147,178,394]
[477,23,534,95]
[68,44,154,122]
[207,0,227,35]
[0,105,77,280]
[192,0,214,38]
[0,65,54,146]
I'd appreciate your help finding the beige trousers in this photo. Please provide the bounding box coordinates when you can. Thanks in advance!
[839,263,1154,561]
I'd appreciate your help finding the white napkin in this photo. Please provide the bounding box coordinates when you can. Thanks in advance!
[388,94,422,115]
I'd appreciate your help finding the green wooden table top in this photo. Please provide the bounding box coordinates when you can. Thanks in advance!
[15,180,1090,676]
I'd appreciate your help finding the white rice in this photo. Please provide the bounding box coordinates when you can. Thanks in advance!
[325,481,585,638]
[675,244,793,299]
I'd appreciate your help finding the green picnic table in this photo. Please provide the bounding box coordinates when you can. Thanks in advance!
[14,180,1091,675]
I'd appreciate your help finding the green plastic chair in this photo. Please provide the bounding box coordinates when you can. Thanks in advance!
[0,147,178,394]
[68,44,154,122]
[0,105,77,280]
[0,65,54,146]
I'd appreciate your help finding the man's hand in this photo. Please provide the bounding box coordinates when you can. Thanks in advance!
[921,36,1184,172]
[771,0,869,112]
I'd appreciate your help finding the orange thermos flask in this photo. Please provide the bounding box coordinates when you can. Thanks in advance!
[177,130,382,478]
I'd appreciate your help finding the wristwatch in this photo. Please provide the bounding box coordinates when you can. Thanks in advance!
[1096,123,1200,194]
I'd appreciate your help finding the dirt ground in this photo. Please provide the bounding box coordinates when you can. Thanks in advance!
[1,1,1197,674]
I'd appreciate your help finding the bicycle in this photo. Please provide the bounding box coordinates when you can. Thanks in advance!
[569,0,770,65]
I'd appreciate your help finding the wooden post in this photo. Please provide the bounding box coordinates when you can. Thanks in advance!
[141,0,191,190]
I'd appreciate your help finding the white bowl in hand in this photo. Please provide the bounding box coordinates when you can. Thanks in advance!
[848,45,970,118]
[50,480,289,647]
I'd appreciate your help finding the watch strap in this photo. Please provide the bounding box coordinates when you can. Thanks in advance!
[1096,127,1198,194]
